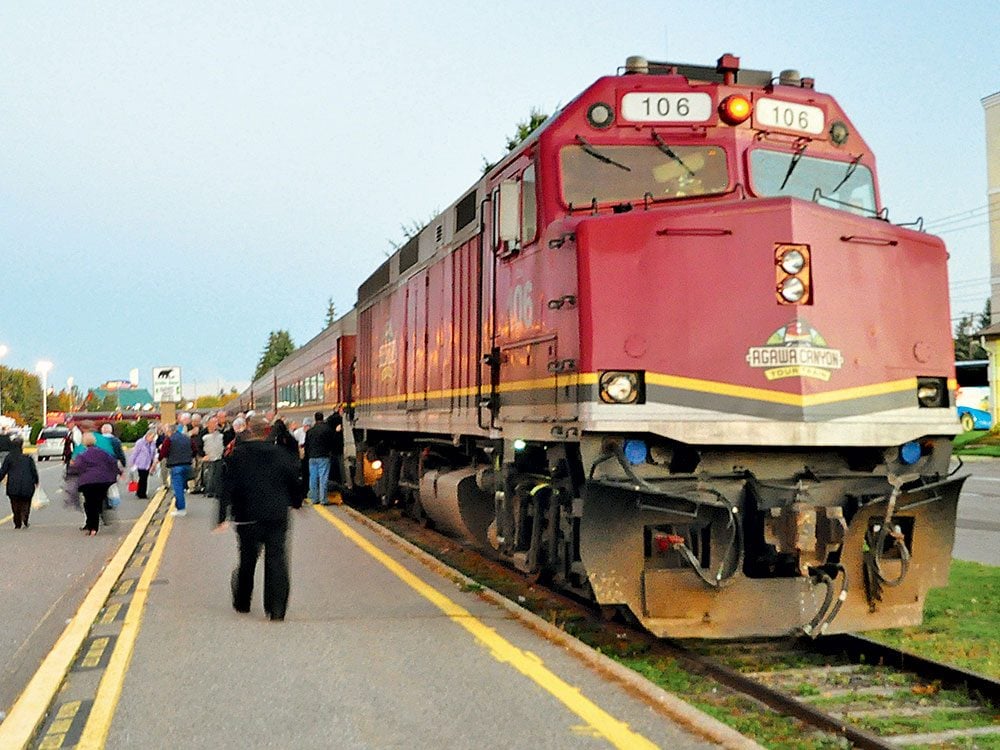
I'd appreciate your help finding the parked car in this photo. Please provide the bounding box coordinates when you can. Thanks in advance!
[35,426,69,461]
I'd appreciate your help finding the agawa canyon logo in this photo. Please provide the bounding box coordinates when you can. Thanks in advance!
[745,321,844,382]
[378,322,397,382]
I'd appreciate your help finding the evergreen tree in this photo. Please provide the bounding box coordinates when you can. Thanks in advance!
[482,107,550,173]
[954,298,991,360]
[979,298,992,329]
[504,107,549,151]
[324,298,337,328]
[254,330,296,380]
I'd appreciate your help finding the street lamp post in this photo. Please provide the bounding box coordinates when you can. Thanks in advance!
[67,377,75,413]
[0,344,8,420]
[36,360,53,427]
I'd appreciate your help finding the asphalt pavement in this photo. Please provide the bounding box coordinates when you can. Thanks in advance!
[953,457,1000,565]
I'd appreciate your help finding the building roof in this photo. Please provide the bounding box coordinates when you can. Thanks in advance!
[88,388,155,409]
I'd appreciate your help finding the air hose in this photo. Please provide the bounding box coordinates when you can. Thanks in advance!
[802,564,848,638]
[862,484,911,610]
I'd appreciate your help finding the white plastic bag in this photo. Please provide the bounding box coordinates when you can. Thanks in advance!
[31,485,50,509]
[106,483,121,509]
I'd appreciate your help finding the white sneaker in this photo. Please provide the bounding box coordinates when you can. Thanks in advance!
[169,509,187,517]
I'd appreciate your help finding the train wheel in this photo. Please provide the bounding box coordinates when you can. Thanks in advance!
[961,413,975,432]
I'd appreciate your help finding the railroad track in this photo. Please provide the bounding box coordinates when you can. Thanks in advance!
[365,507,1000,748]
[688,635,1000,749]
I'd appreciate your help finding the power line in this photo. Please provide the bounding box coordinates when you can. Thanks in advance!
[936,220,994,236]
[925,203,996,229]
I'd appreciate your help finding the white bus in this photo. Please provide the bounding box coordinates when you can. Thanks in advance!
[955,359,992,432]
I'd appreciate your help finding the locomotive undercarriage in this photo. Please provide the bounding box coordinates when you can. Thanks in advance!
[360,431,965,639]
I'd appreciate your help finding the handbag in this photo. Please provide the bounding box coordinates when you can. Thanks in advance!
[31,485,50,509]
[106,483,121,509]
[128,480,139,493]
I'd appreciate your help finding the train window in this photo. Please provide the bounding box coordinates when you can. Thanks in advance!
[521,164,538,245]
[750,149,876,215]
[455,190,477,231]
[560,144,728,207]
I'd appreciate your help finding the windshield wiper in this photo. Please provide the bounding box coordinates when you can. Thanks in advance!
[779,142,808,191]
[830,152,864,194]
[575,135,631,172]
[651,131,695,177]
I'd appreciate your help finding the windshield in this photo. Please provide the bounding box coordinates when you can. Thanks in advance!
[560,144,729,207]
[751,149,876,215]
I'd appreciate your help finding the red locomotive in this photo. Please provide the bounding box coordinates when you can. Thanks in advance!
[238,54,964,638]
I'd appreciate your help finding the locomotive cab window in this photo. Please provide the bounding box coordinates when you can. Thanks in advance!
[559,144,729,207]
[521,164,538,246]
[494,164,538,257]
[750,148,877,216]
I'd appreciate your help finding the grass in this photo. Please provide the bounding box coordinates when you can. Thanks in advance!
[866,560,1000,677]
[954,429,1000,456]
[858,708,999,737]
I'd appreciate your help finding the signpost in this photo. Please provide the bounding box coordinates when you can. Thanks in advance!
[152,366,182,403]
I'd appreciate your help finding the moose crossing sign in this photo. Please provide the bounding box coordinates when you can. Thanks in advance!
[152,366,182,402]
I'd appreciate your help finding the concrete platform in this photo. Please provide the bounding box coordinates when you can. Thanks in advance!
[1,483,761,749]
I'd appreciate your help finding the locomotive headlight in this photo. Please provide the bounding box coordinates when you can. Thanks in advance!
[774,243,812,306]
[778,277,806,302]
[599,371,642,404]
[916,376,948,408]
[779,249,805,274]
[587,102,615,129]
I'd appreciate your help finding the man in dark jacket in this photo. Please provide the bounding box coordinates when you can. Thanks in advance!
[327,409,346,487]
[161,424,193,517]
[0,439,39,528]
[216,417,299,621]
[303,411,335,504]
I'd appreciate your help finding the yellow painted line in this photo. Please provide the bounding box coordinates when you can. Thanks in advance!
[647,372,916,407]
[354,370,920,410]
[0,513,12,527]
[314,505,658,750]
[77,501,176,749]
[0,489,166,750]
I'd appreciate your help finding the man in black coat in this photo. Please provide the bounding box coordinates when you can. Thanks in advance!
[216,417,299,621]
[326,408,349,489]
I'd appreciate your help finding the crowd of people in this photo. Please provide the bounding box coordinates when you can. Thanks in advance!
[4,407,351,620]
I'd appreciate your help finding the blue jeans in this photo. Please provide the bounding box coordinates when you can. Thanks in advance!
[170,465,192,510]
[308,457,331,503]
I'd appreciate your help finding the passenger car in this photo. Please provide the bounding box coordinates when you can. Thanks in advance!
[35,427,68,461]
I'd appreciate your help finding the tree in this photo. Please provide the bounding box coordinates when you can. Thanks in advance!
[505,107,549,151]
[0,367,42,424]
[980,298,992,330]
[954,298,991,360]
[324,297,337,328]
[482,107,550,173]
[254,330,296,381]
[48,389,73,413]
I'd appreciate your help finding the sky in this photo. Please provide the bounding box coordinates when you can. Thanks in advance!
[1,1,997,398]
